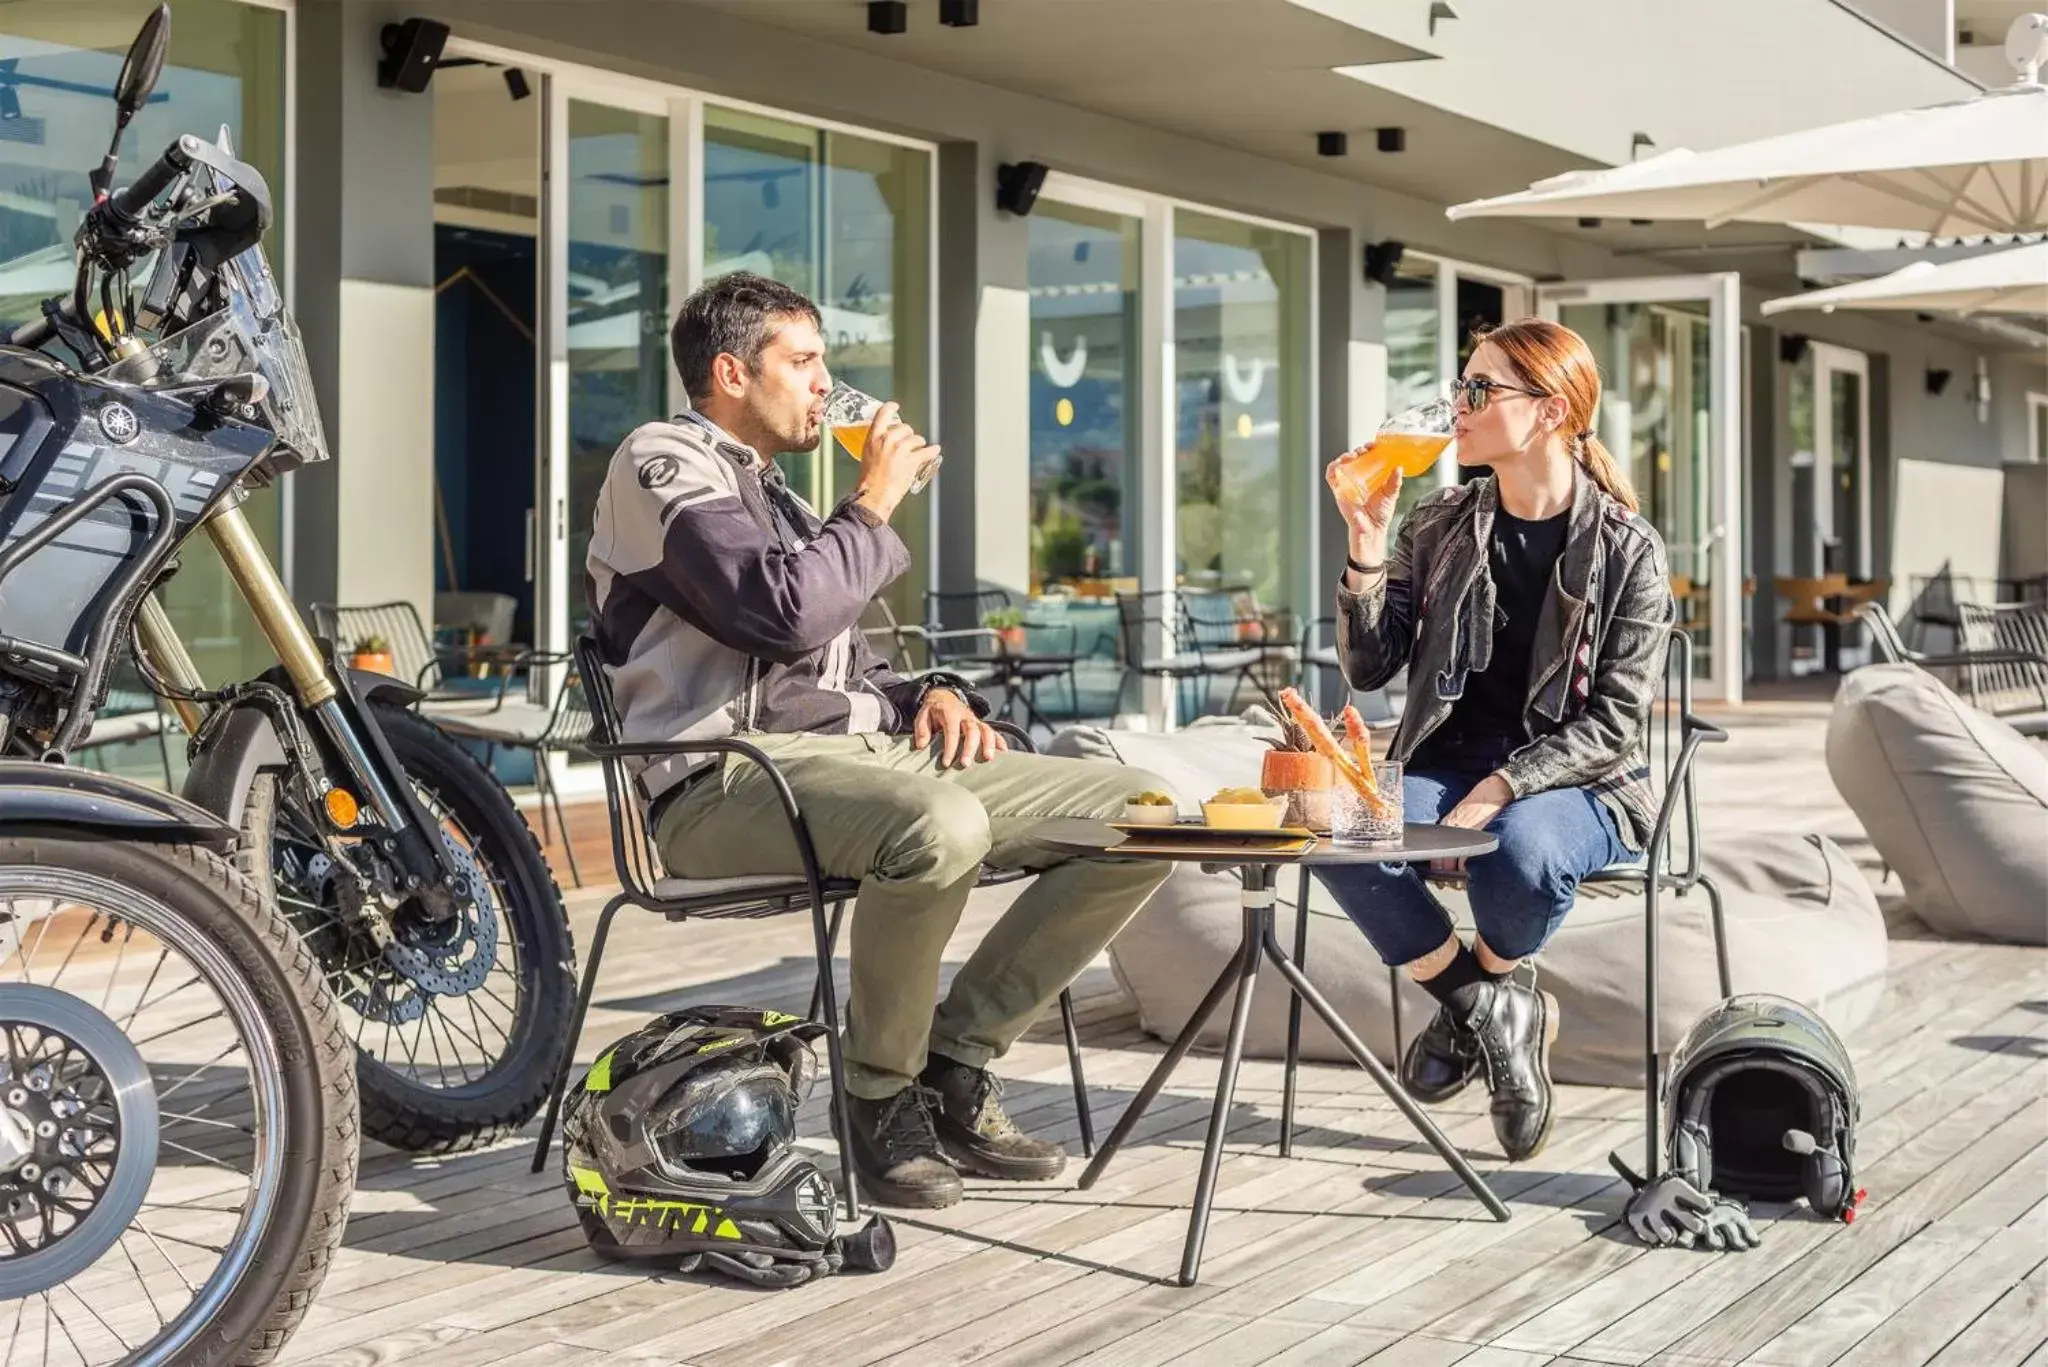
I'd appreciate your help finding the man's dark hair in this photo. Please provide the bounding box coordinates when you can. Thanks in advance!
[671,271,822,404]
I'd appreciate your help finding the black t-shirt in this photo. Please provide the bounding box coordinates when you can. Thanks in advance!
[1412,508,1570,774]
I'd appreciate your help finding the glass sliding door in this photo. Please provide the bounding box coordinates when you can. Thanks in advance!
[562,100,670,637]
[1028,200,1141,593]
[1171,209,1313,616]
[1544,274,1743,699]
[0,0,286,724]
[1385,253,1443,524]
[701,105,931,623]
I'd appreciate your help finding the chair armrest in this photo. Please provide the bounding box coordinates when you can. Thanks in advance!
[1908,648,2048,670]
[585,736,833,891]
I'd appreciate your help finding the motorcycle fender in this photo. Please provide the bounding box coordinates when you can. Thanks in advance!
[348,669,424,709]
[0,760,237,851]
[180,699,292,833]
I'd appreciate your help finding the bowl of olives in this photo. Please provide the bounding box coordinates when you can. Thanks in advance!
[1121,790,1180,825]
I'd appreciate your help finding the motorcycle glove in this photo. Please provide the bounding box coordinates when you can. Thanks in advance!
[1624,1173,1714,1248]
[1697,1196,1761,1252]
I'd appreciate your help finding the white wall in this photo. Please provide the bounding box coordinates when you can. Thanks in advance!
[333,281,437,621]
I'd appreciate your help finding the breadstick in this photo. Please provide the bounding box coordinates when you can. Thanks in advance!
[1278,689,1393,816]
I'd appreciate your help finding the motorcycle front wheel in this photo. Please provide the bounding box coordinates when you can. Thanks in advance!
[241,702,576,1154]
[0,835,357,1367]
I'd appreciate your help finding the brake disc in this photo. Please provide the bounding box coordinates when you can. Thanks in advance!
[0,983,159,1300]
[381,827,500,998]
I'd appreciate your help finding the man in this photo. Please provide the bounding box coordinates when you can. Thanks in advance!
[586,271,1171,1210]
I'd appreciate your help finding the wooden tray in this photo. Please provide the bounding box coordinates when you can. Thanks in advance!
[1111,834,1317,859]
[1108,819,1318,841]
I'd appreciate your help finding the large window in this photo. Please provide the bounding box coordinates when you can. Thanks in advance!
[1172,209,1312,613]
[1385,254,1441,523]
[0,0,286,699]
[1028,201,1141,593]
[565,101,669,635]
[702,106,931,617]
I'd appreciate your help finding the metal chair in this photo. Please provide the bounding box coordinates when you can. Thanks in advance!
[529,636,1100,1216]
[431,656,590,887]
[1182,587,1299,705]
[1111,590,1263,723]
[925,589,1081,731]
[311,600,522,717]
[1862,599,2048,736]
[1277,627,1730,1180]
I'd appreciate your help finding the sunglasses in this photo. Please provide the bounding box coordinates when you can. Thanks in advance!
[1450,377,1548,413]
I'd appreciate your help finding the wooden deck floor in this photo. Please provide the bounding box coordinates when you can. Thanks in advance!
[27,703,2048,1365]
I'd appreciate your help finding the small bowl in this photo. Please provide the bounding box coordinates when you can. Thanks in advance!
[1200,797,1291,830]
[1120,801,1180,826]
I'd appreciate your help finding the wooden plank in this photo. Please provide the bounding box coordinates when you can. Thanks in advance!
[1925,1263,2048,1367]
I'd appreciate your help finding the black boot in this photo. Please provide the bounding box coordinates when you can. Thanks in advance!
[838,1086,964,1209]
[920,1055,1068,1181]
[1400,1006,1483,1104]
[1448,980,1559,1162]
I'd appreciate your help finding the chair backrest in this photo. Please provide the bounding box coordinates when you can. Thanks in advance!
[312,601,439,689]
[1956,601,2048,714]
[571,635,664,900]
[1179,588,1246,652]
[925,588,1011,631]
[1641,627,1707,881]
[1113,590,1178,663]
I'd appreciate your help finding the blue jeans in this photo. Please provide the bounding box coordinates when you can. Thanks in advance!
[1313,768,1630,966]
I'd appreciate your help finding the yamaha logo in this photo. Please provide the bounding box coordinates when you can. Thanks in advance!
[98,402,140,445]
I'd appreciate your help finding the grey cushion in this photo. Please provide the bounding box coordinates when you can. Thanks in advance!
[1054,722,1889,1088]
[1826,663,2048,945]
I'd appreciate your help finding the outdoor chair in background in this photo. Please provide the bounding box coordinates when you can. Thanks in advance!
[925,589,1081,731]
[1862,599,2048,737]
[1183,587,1299,706]
[1278,626,1731,1177]
[1295,615,1402,726]
[311,600,521,717]
[1111,590,1264,723]
[430,656,591,887]
[529,636,1101,1215]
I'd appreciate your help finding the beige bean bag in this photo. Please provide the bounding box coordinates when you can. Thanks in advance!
[1053,723,1889,1088]
[1826,663,2048,945]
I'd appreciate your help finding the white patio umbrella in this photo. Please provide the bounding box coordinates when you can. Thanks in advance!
[1761,239,2048,316]
[1448,15,2048,238]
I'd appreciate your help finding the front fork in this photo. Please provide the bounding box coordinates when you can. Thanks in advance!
[137,501,463,918]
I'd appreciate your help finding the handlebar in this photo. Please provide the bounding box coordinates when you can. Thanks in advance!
[106,135,192,225]
[6,315,54,350]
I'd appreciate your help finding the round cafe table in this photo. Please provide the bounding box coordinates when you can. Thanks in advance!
[1035,816,1510,1287]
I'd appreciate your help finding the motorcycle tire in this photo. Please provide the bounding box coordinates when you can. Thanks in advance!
[240,702,576,1154]
[0,835,357,1367]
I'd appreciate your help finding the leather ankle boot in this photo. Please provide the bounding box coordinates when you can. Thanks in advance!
[1448,980,1559,1162]
[1400,1005,1483,1104]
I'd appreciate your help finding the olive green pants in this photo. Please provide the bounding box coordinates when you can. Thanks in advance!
[655,733,1170,1099]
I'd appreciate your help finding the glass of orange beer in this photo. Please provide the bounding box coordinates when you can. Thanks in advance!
[1333,396,1455,504]
[823,383,941,493]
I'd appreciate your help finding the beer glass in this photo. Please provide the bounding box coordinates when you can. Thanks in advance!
[1332,396,1455,505]
[823,382,942,494]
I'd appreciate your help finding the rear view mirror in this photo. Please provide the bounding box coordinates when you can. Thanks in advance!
[115,5,172,125]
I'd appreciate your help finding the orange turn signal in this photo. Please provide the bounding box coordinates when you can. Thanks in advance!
[324,787,361,829]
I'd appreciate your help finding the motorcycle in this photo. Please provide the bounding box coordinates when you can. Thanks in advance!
[0,3,575,1156]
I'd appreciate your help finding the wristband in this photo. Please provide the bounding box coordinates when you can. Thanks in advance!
[1346,556,1385,576]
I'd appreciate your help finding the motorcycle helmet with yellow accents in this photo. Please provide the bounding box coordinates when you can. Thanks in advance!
[560,1005,893,1288]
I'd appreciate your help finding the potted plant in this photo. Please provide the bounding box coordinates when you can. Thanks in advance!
[1259,714,1335,830]
[982,606,1028,654]
[351,633,396,677]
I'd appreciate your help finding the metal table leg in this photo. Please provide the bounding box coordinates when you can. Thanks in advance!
[1077,863,1511,1287]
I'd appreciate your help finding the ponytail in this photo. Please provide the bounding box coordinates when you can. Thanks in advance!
[1577,434,1639,513]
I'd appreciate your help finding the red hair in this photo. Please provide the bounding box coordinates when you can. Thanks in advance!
[1476,318,1640,514]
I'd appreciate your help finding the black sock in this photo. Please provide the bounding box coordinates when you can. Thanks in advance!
[1415,943,1486,1009]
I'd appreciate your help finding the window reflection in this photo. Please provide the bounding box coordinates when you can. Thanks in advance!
[1173,210,1311,614]
[1028,202,1140,595]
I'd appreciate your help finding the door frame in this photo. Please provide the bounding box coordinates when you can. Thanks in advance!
[1810,341,1872,582]
[1536,273,1744,703]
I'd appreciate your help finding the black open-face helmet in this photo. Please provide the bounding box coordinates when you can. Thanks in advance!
[1664,994,1865,1221]
[560,1006,893,1287]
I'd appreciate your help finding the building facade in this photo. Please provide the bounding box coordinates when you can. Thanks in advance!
[2,0,2040,721]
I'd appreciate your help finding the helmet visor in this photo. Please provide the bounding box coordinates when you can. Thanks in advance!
[648,1062,797,1178]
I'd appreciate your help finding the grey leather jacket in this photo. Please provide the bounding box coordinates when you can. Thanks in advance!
[1336,468,1675,849]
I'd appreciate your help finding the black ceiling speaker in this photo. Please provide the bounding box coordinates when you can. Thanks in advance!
[503,67,531,101]
[1376,126,1406,153]
[995,160,1049,217]
[1317,131,1348,157]
[868,1,908,34]
[1363,239,1406,286]
[1926,367,1953,395]
[1779,333,1810,365]
[940,0,979,26]
[378,18,450,93]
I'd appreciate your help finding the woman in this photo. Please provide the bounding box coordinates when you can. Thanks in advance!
[1317,318,1674,1163]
